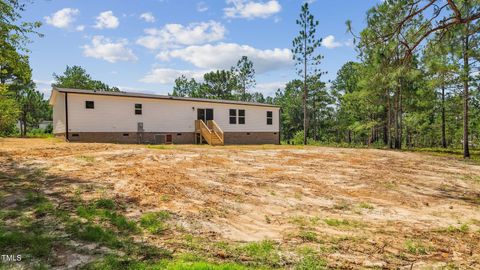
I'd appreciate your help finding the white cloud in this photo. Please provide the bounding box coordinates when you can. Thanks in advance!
[34,79,55,99]
[197,2,209,12]
[76,25,85,31]
[156,42,292,74]
[82,36,137,63]
[94,11,119,29]
[139,12,156,23]
[224,0,281,19]
[140,68,206,84]
[136,21,226,50]
[44,8,80,29]
[322,35,346,49]
[256,81,285,96]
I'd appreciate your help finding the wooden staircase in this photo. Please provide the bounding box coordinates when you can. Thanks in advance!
[195,120,224,146]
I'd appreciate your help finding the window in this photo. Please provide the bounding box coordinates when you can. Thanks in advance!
[267,111,273,125]
[85,101,94,109]
[123,133,129,137]
[238,109,245,124]
[230,109,245,124]
[229,109,237,124]
[135,104,142,115]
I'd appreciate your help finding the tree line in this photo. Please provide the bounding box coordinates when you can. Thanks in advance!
[273,1,478,159]
[171,56,272,103]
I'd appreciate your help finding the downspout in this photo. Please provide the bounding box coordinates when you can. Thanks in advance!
[278,108,282,145]
[65,92,69,141]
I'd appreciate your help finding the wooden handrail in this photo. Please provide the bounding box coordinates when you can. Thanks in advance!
[208,120,224,144]
[195,119,224,145]
[196,120,212,145]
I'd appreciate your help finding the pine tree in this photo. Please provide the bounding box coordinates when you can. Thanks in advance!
[292,3,325,145]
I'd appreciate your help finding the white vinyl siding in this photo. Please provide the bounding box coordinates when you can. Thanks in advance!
[52,92,66,133]
[64,92,279,133]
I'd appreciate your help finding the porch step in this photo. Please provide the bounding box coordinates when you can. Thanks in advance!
[195,120,224,146]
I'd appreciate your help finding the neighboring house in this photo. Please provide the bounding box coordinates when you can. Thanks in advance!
[49,87,280,145]
[38,120,53,130]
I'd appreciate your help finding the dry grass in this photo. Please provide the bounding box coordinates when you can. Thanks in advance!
[1,138,479,269]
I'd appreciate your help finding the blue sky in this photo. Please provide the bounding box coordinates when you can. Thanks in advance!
[22,0,379,98]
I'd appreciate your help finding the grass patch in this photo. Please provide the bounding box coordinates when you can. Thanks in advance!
[140,211,171,235]
[241,240,280,267]
[0,210,21,220]
[147,145,175,150]
[0,227,53,258]
[160,195,171,202]
[77,155,95,162]
[333,200,351,211]
[407,148,480,163]
[289,216,321,228]
[83,255,257,270]
[324,218,362,228]
[76,205,99,221]
[296,248,328,270]
[441,223,470,233]
[404,239,429,255]
[104,211,137,232]
[298,230,317,242]
[358,202,374,210]
[24,191,48,206]
[73,223,118,246]
[95,198,116,210]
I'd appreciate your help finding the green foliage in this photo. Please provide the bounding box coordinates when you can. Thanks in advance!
[83,255,257,270]
[298,230,317,242]
[241,240,280,266]
[171,56,268,103]
[0,227,53,258]
[291,2,325,145]
[404,239,428,255]
[324,218,362,228]
[95,199,116,210]
[13,82,51,136]
[443,223,470,233]
[0,84,20,136]
[140,211,171,234]
[296,248,327,270]
[52,65,119,91]
[358,202,374,210]
[232,56,256,101]
[75,224,118,245]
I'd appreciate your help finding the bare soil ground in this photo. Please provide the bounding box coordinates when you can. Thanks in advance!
[1,138,479,269]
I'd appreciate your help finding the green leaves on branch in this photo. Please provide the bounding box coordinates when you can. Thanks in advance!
[52,66,120,91]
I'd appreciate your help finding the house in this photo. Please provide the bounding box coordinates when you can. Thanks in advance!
[49,87,280,145]
[38,120,53,130]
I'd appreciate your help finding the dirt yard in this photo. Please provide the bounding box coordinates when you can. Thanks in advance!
[1,138,479,269]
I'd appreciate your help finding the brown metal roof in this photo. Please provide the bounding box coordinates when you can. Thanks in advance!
[52,87,280,108]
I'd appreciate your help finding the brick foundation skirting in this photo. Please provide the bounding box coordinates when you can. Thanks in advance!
[58,131,280,145]
[223,132,280,145]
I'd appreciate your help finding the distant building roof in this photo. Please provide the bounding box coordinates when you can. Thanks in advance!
[51,87,279,108]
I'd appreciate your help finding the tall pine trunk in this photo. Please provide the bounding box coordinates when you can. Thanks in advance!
[462,32,470,158]
[441,84,447,148]
[386,90,392,148]
[398,81,403,149]
[394,88,399,149]
[303,23,308,145]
